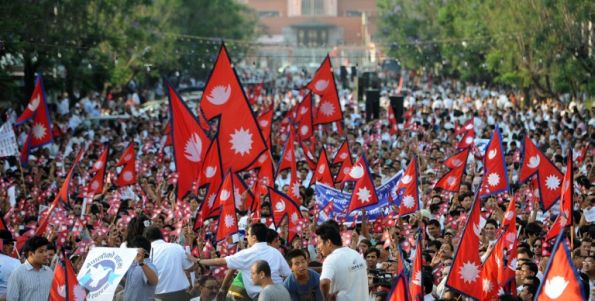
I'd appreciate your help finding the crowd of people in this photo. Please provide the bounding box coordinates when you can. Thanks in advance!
[0,65,593,301]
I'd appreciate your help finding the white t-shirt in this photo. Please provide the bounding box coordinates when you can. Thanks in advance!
[225,242,292,299]
[320,247,368,301]
[0,253,21,297]
[150,239,194,294]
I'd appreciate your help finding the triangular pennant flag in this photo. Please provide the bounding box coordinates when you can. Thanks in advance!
[478,126,509,198]
[306,55,343,124]
[455,119,474,135]
[457,128,475,149]
[215,171,239,242]
[197,137,223,191]
[114,144,135,167]
[410,232,423,301]
[86,143,109,196]
[445,194,483,300]
[386,271,411,301]
[50,255,86,301]
[16,75,46,125]
[295,93,314,140]
[519,136,564,210]
[332,139,352,165]
[308,147,334,187]
[268,186,303,242]
[434,149,469,192]
[387,104,399,136]
[343,154,379,212]
[167,82,211,200]
[257,110,274,149]
[396,157,420,216]
[114,144,137,187]
[546,150,573,241]
[199,44,267,172]
[535,231,587,300]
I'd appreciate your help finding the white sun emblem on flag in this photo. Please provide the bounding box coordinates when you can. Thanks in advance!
[300,125,309,136]
[229,127,253,156]
[291,212,299,222]
[451,159,462,167]
[32,123,47,139]
[412,271,422,286]
[545,175,560,190]
[207,193,217,208]
[122,171,133,182]
[94,160,104,170]
[291,182,301,198]
[459,261,480,283]
[224,214,235,228]
[319,101,335,117]
[487,173,500,187]
[506,232,516,243]
[184,133,203,162]
[402,195,415,208]
[318,165,325,174]
[357,187,371,203]
[339,152,348,160]
[124,153,132,161]
[482,278,493,293]
[259,119,268,127]
[447,176,457,186]
[343,166,350,174]
[285,151,293,161]
[91,180,100,191]
[544,276,569,299]
[465,137,473,144]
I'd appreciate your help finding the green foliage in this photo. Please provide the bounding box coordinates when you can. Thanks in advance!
[377,0,594,98]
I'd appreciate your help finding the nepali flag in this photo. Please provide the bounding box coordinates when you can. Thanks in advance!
[215,171,239,242]
[16,74,48,125]
[455,119,474,135]
[387,104,399,136]
[299,140,317,171]
[478,126,509,198]
[342,154,379,212]
[114,144,137,187]
[410,232,423,301]
[268,186,303,243]
[519,136,564,210]
[457,128,475,149]
[257,110,274,149]
[396,156,420,216]
[434,149,469,192]
[295,93,314,140]
[479,229,509,300]
[333,139,353,183]
[86,143,109,196]
[163,122,172,147]
[167,82,211,200]
[535,231,587,300]
[386,271,411,301]
[19,134,32,167]
[231,172,255,212]
[445,194,483,300]
[308,147,334,187]
[197,137,224,193]
[50,255,86,301]
[36,149,85,236]
[306,55,343,125]
[199,44,267,172]
[545,150,573,241]
[277,130,301,204]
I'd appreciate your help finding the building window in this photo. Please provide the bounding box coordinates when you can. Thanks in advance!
[259,10,280,17]
[345,10,362,17]
[301,0,324,16]
[297,28,328,47]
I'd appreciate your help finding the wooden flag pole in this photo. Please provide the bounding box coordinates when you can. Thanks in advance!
[15,157,28,197]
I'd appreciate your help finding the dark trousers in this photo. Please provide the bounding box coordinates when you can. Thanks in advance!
[153,289,190,301]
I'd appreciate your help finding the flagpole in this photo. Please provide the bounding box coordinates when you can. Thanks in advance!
[15,157,28,197]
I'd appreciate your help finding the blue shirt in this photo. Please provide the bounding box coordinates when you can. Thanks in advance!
[283,269,322,301]
[123,259,158,301]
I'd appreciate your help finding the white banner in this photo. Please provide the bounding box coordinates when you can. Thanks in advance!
[0,122,18,157]
[77,247,137,301]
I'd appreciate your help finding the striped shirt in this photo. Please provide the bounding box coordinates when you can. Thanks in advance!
[6,260,53,301]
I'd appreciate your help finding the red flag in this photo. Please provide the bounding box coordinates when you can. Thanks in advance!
[343,154,379,212]
[114,144,137,187]
[163,122,172,146]
[434,149,469,192]
[167,83,211,199]
[277,130,297,174]
[306,56,343,124]
[410,233,423,301]
[257,110,274,149]
[295,93,314,140]
[268,187,303,242]
[231,172,255,212]
[519,136,564,210]
[199,44,267,172]
[445,194,483,300]
[308,147,334,187]
[197,137,223,191]
[386,272,411,301]
[299,141,317,171]
[20,134,32,167]
[457,128,475,149]
[333,140,353,183]
[479,231,507,300]
[387,105,399,136]
[546,151,573,241]
[396,157,420,216]
[455,119,474,135]
[0,211,6,231]
[16,75,47,125]
[215,171,239,242]
[86,144,109,196]
[478,127,509,198]
[50,255,86,301]
[535,232,587,300]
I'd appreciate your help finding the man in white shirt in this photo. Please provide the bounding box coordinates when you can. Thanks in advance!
[0,231,20,300]
[316,222,368,301]
[145,226,195,301]
[197,223,292,300]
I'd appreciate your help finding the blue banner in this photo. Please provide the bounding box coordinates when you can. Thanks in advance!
[314,171,403,223]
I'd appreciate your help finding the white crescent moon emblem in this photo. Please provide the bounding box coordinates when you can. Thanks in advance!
[488,149,497,160]
[275,200,286,212]
[527,155,540,169]
[207,84,231,105]
[401,175,412,185]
